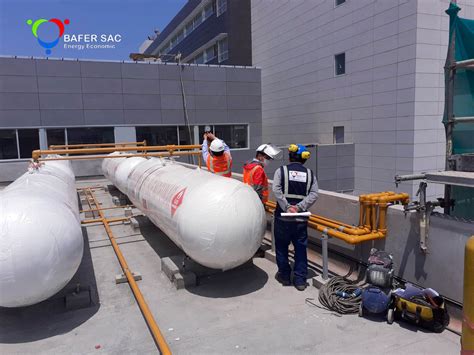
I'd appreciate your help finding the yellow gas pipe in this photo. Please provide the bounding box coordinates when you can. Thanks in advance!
[81,188,171,354]
[462,235,474,355]
[32,144,201,162]
[265,191,409,245]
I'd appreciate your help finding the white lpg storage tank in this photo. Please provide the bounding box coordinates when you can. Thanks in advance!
[104,157,266,270]
[0,158,83,308]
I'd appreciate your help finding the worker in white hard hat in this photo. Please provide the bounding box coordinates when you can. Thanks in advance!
[202,132,232,177]
[243,144,282,204]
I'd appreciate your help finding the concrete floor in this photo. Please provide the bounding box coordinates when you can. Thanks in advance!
[0,178,461,354]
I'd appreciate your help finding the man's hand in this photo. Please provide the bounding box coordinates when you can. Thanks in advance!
[206,132,215,141]
[287,205,298,213]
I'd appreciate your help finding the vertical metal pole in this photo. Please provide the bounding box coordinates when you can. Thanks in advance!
[444,5,457,215]
[38,128,47,150]
[322,229,329,280]
[462,235,474,354]
[15,129,20,159]
[271,214,276,253]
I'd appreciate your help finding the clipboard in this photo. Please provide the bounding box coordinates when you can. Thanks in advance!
[280,212,311,217]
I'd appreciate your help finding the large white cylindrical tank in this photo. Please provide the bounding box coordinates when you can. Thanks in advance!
[0,158,83,307]
[103,157,266,270]
[102,152,128,187]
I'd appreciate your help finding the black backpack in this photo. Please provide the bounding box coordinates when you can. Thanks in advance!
[366,248,394,289]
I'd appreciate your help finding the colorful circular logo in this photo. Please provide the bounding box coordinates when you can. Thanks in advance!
[27,18,69,55]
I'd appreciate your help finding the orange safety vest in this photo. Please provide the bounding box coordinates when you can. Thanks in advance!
[243,164,269,203]
[207,152,232,177]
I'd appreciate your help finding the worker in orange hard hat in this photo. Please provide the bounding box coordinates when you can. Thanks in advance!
[243,144,282,204]
[202,131,232,178]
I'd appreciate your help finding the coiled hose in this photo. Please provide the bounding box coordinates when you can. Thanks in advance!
[310,276,363,315]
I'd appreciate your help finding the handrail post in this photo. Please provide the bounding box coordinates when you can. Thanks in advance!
[321,228,329,280]
[462,235,474,354]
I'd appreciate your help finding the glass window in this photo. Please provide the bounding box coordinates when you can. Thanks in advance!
[179,126,193,145]
[217,0,227,16]
[333,126,345,143]
[176,29,184,43]
[67,127,114,145]
[18,129,39,159]
[194,52,205,64]
[185,22,194,36]
[335,0,346,6]
[198,125,213,142]
[46,128,66,147]
[193,13,202,28]
[335,52,345,75]
[204,3,214,19]
[170,36,177,49]
[136,126,178,146]
[218,38,228,63]
[214,125,248,149]
[0,129,18,159]
[205,46,216,62]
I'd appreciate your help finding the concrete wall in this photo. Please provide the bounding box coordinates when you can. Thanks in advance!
[305,189,472,303]
[260,173,471,303]
[251,0,474,200]
[0,57,262,181]
[264,143,355,193]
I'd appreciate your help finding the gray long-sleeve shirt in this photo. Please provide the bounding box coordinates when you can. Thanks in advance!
[272,163,319,212]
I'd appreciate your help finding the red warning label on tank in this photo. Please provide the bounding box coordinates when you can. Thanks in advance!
[171,188,187,217]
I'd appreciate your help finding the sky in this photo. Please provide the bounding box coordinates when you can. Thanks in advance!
[0,0,187,60]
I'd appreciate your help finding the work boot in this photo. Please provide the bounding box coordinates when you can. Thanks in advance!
[294,283,307,291]
[275,273,291,286]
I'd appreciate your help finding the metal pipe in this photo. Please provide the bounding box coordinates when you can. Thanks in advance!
[371,203,377,232]
[453,58,474,69]
[444,13,456,215]
[80,205,134,213]
[378,203,388,232]
[462,235,474,354]
[38,151,202,162]
[85,188,171,355]
[81,216,130,225]
[374,193,410,204]
[271,214,276,253]
[265,203,386,244]
[32,144,201,161]
[265,190,410,244]
[308,220,385,244]
[394,173,427,182]
[50,141,147,149]
[265,201,355,229]
[321,230,329,280]
[364,203,372,229]
[448,116,474,124]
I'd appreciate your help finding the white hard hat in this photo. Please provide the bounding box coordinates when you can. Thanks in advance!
[210,139,225,153]
[256,143,282,160]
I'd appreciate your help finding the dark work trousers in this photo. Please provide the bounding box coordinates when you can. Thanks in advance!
[274,216,308,285]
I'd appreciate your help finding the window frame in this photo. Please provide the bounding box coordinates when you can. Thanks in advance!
[205,45,216,63]
[0,128,42,161]
[217,0,227,16]
[217,37,229,63]
[334,52,346,76]
[204,2,214,20]
[333,126,345,144]
[198,124,249,150]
